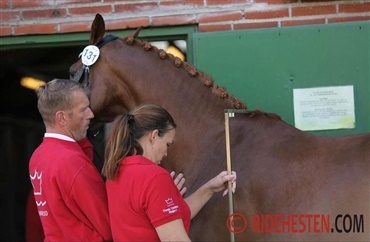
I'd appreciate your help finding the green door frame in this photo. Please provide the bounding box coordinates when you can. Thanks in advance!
[0,25,196,64]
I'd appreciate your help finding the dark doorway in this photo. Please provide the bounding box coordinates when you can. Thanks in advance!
[0,44,89,241]
[0,45,84,121]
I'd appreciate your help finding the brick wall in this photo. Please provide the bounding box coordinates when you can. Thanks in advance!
[0,0,369,36]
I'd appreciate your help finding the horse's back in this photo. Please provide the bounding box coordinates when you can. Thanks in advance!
[230,116,369,241]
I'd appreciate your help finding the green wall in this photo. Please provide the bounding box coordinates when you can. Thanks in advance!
[193,21,369,136]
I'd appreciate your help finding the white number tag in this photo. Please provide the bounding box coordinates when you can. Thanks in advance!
[81,45,100,66]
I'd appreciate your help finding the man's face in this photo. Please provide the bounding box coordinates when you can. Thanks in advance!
[65,90,94,141]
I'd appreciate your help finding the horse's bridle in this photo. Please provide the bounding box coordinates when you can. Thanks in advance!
[70,34,118,87]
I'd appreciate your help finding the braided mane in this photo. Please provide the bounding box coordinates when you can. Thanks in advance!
[123,35,246,110]
[246,110,281,120]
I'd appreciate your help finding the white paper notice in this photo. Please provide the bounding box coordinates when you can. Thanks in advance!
[293,86,355,131]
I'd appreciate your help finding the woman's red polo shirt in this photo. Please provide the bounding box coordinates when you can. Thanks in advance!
[106,155,191,241]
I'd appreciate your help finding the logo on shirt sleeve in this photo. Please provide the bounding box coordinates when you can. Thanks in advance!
[163,197,179,214]
[30,170,42,195]
[30,170,48,216]
[165,198,174,206]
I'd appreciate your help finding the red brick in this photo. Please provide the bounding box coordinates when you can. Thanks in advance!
[106,18,150,30]
[183,0,204,4]
[246,9,289,19]
[199,11,243,23]
[114,2,158,13]
[0,0,10,8]
[198,23,232,32]
[22,9,67,20]
[58,0,100,5]
[206,0,251,5]
[68,5,112,16]
[281,18,325,27]
[59,22,92,33]
[14,24,58,35]
[12,0,51,8]
[329,15,370,23]
[292,5,336,17]
[103,0,132,2]
[254,0,297,4]
[161,0,203,7]
[0,26,12,36]
[152,14,197,26]
[300,0,332,3]
[0,11,20,22]
[339,3,370,14]
[234,21,278,30]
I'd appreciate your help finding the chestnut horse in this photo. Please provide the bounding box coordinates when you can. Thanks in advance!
[70,14,369,241]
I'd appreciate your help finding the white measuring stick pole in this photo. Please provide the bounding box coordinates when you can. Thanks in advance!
[224,112,235,242]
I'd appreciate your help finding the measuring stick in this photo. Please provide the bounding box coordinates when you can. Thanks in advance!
[224,112,235,242]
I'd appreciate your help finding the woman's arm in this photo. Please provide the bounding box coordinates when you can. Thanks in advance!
[155,219,191,242]
[184,171,236,219]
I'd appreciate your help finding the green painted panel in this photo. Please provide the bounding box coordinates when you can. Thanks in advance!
[0,25,196,50]
[193,21,370,136]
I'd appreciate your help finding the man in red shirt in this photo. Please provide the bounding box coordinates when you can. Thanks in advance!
[29,79,112,241]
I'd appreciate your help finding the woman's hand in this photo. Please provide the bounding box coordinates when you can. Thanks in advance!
[184,170,237,219]
[207,171,236,196]
[170,171,187,196]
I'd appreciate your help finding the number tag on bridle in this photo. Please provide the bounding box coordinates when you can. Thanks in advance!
[81,45,100,66]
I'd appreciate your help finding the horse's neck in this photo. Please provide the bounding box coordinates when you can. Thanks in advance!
[107,39,246,184]
[111,39,241,121]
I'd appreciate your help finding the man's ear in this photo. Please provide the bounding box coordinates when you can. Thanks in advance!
[56,111,67,126]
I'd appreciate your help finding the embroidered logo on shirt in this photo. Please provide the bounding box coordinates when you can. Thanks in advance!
[30,170,48,216]
[36,201,47,206]
[165,198,174,206]
[30,170,43,195]
[163,198,179,214]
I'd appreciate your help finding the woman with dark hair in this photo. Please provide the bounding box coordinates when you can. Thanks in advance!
[102,103,236,241]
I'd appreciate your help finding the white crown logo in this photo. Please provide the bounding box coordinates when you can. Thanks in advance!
[165,198,174,205]
[30,170,42,195]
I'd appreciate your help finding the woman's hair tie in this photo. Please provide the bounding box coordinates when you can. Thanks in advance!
[125,113,135,124]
